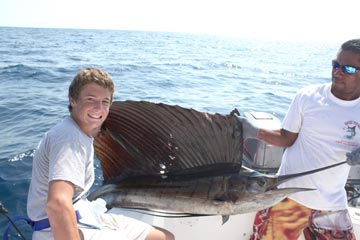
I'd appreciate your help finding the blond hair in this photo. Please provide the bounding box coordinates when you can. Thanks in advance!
[68,68,115,112]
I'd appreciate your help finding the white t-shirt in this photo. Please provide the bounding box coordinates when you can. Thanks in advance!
[27,117,152,240]
[27,116,95,221]
[278,83,360,210]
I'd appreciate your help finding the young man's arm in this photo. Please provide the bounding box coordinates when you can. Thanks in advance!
[46,180,81,240]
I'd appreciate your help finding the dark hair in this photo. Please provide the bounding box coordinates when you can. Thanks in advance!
[341,39,360,54]
[68,68,115,112]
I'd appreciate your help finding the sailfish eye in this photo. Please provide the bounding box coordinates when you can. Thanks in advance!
[257,177,267,187]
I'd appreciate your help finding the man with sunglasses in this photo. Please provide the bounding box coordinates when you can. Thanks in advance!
[240,39,360,239]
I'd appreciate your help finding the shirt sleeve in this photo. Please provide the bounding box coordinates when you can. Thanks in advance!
[282,90,304,133]
[48,139,86,191]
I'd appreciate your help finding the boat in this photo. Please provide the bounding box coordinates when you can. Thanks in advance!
[103,111,360,240]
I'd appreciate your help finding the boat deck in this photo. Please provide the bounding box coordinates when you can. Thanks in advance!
[109,205,360,240]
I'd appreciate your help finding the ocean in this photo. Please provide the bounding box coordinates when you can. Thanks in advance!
[0,26,340,239]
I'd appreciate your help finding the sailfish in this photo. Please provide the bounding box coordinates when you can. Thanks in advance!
[88,101,345,221]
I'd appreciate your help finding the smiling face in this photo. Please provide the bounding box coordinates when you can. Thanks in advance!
[70,83,112,137]
[331,50,360,100]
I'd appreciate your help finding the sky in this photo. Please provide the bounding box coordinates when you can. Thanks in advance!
[0,0,359,43]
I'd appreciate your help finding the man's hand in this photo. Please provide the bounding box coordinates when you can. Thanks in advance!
[346,147,360,166]
[236,116,259,140]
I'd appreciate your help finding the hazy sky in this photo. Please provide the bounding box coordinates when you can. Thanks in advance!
[0,0,359,42]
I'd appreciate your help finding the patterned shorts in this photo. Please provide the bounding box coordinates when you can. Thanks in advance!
[250,198,356,240]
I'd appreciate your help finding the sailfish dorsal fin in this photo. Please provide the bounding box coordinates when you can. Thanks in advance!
[94,101,243,183]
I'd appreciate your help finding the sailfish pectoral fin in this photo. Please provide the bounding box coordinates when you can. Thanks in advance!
[118,208,208,219]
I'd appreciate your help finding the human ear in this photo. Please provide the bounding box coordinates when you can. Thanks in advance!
[69,97,76,107]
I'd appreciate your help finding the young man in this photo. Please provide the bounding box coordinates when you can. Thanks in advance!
[27,68,174,240]
[239,39,360,239]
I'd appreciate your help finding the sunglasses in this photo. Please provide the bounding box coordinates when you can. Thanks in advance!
[332,60,360,75]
